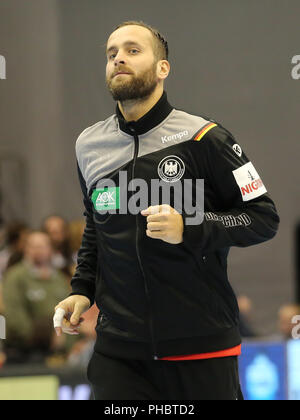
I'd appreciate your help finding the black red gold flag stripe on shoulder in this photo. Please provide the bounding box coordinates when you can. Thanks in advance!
[193,122,217,141]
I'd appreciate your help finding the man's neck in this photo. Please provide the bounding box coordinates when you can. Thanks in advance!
[118,87,164,122]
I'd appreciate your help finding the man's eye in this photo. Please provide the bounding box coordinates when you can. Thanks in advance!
[108,49,139,60]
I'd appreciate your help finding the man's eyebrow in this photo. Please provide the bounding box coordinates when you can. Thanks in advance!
[106,41,144,55]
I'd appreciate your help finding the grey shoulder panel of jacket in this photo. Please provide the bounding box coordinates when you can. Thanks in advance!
[75,109,213,193]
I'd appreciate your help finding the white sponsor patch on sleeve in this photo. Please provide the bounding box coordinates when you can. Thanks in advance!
[232,162,267,202]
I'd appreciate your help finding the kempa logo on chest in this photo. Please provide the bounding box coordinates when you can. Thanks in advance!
[161,130,189,144]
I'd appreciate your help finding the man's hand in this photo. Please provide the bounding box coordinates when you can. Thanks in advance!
[53,295,90,337]
[141,204,184,245]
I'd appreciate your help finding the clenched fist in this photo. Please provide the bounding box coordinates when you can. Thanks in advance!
[53,295,91,337]
[141,204,184,245]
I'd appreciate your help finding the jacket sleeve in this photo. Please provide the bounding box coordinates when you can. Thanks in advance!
[182,124,280,252]
[70,162,97,306]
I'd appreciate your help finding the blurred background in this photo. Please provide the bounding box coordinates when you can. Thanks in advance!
[0,0,299,400]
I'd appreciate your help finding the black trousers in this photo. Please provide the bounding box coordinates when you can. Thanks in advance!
[87,351,244,400]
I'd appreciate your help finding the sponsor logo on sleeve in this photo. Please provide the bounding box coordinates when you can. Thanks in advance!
[232,162,267,201]
[233,144,243,157]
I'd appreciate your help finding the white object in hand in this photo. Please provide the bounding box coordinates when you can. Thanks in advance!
[53,307,66,329]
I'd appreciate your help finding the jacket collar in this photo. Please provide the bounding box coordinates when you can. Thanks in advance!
[116,91,174,136]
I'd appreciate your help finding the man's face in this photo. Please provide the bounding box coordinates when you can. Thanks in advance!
[24,233,53,266]
[106,25,160,102]
[44,217,68,249]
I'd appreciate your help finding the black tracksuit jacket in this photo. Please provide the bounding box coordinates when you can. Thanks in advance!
[71,91,280,360]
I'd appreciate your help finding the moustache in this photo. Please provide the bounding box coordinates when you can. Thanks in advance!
[112,69,133,78]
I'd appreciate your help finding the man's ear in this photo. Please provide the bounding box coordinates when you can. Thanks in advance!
[157,60,170,80]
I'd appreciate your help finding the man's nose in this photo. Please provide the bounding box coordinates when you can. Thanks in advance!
[114,59,125,66]
[114,50,126,65]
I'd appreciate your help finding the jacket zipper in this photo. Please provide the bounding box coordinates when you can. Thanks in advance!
[130,128,159,360]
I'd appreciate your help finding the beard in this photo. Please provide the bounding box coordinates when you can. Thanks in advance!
[106,61,158,102]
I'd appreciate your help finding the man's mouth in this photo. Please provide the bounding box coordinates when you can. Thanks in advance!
[114,72,132,77]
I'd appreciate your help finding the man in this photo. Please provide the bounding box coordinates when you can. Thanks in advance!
[0,221,29,282]
[3,231,71,363]
[42,215,73,278]
[54,21,280,400]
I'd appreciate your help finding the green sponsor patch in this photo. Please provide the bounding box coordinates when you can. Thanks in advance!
[92,187,120,211]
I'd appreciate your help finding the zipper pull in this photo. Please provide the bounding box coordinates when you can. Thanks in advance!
[128,125,135,135]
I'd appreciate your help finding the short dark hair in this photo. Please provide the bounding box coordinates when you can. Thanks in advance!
[113,20,169,62]
[5,221,28,246]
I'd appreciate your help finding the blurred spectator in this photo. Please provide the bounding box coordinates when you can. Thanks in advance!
[237,295,258,338]
[2,231,71,364]
[0,224,6,249]
[0,282,3,314]
[0,221,29,282]
[277,303,300,340]
[68,219,85,265]
[41,215,73,279]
